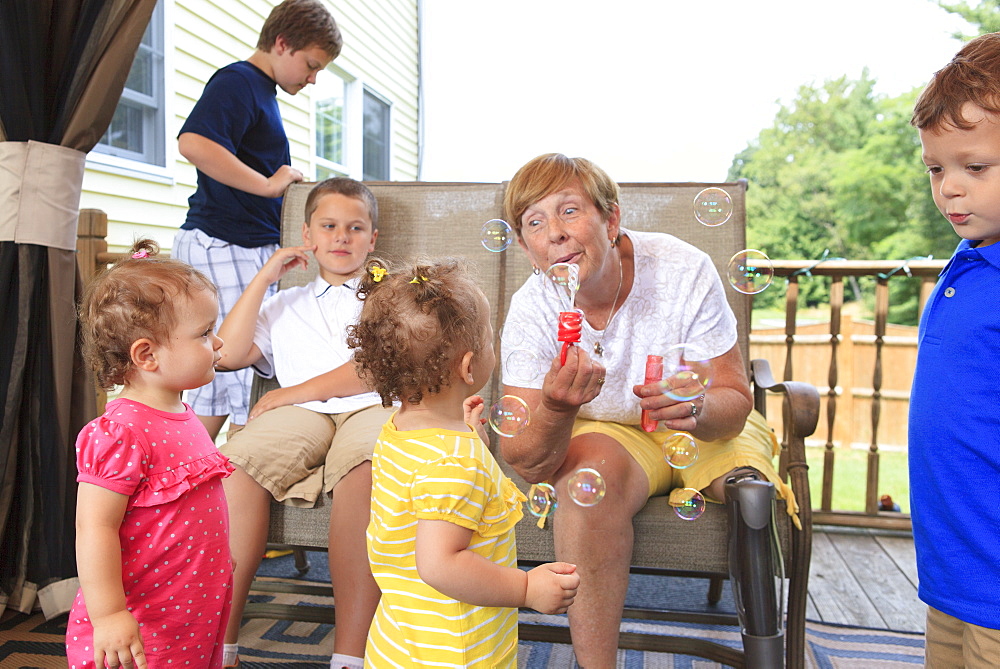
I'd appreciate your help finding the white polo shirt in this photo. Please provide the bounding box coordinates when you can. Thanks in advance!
[252,277,382,414]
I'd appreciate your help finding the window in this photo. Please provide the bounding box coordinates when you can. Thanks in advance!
[314,69,348,179]
[362,89,390,181]
[92,1,165,166]
[313,70,392,182]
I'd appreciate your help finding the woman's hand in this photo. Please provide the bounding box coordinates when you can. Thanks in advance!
[91,609,147,668]
[633,375,703,433]
[540,344,606,413]
[632,344,752,441]
[463,395,489,443]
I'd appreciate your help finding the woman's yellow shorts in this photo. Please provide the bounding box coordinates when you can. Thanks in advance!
[571,409,799,525]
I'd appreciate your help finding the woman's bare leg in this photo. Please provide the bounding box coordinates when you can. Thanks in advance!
[552,435,649,668]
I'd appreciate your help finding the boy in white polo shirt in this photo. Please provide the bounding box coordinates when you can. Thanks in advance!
[215,177,390,669]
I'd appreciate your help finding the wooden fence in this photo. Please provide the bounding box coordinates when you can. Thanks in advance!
[752,316,917,452]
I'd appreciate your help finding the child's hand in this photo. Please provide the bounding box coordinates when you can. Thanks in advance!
[463,395,489,442]
[91,609,147,668]
[248,386,299,420]
[264,164,304,197]
[524,562,579,614]
[259,245,315,285]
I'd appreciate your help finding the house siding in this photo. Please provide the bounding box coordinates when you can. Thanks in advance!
[81,0,420,252]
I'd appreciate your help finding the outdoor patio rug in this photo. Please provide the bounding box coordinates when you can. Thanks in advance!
[0,589,925,669]
[0,552,925,668]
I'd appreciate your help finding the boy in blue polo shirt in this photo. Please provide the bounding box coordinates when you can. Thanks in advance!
[174,0,341,442]
[910,32,1000,666]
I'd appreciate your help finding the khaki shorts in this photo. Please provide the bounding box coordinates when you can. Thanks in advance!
[926,606,1000,668]
[572,409,799,525]
[221,403,393,508]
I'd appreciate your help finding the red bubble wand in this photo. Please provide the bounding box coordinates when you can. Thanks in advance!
[545,263,582,366]
[558,310,583,365]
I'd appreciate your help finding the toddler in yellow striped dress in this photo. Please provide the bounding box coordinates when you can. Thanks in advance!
[347,257,580,668]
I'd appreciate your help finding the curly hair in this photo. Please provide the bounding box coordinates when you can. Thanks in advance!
[257,0,343,59]
[347,257,490,407]
[913,32,1000,131]
[79,239,217,391]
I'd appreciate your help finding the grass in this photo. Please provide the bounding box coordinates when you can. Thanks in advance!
[804,446,910,513]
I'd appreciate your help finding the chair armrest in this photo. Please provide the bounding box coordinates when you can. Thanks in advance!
[750,359,820,444]
[749,358,819,516]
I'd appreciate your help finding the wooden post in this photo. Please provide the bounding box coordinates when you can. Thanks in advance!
[821,278,844,512]
[76,209,108,286]
[77,209,109,412]
[867,278,889,515]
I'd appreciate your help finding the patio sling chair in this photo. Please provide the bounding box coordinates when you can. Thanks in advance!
[244,180,819,669]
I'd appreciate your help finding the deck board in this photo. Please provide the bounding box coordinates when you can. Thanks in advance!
[807,531,885,628]
[875,534,919,589]
[807,528,924,634]
[827,532,924,633]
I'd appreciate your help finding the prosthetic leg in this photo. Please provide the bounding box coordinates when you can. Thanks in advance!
[726,470,785,668]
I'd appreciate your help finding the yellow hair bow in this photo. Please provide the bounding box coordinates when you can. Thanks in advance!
[409,275,428,284]
[370,266,386,283]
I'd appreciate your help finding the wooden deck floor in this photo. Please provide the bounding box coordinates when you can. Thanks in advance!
[808,526,923,634]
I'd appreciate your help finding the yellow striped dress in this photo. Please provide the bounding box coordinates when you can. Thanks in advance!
[364,414,527,668]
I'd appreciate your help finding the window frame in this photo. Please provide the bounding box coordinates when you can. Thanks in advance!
[311,66,393,182]
[87,0,172,181]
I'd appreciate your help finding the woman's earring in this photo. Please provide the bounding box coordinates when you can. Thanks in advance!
[610,236,617,248]
[532,266,540,275]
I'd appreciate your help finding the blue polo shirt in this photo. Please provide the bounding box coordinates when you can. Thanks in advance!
[180,61,289,247]
[908,238,1000,629]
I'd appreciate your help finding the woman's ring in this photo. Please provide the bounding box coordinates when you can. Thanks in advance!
[690,402,699,417]
[598,377,605,385]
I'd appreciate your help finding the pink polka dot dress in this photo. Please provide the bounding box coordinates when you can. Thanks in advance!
[66,398,235,668]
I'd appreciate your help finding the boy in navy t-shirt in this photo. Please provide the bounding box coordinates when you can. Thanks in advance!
[174,0,341,444]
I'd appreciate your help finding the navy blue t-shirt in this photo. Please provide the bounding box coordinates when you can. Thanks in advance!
[180,61,289,247]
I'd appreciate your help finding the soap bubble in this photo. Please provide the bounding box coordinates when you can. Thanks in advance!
[693,187,733,227]
[499,323,525,349]
[727,249,774,295]
[663,433,699,469]
[544,262,580,311]
[567,468,606,507]
[674,488,706,521]
[527,483,557,518]
[482,219,513,252]
[505,348,544,386]
[661,343,713,401]
[488,395,530,437]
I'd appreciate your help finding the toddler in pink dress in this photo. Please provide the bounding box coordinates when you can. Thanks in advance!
[66,239,233,668]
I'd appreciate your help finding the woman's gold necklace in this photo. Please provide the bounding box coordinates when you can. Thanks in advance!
[592,250,624,357]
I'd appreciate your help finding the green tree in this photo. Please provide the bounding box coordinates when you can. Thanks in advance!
[939,0,1000,36]
[729,73,958,323]
[731,1,1000,324]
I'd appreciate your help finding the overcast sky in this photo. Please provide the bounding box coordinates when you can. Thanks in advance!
[418,0,973,183]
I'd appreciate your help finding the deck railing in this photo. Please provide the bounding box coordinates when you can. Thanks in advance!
[78,211,944,532]
[751,259,946,532]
